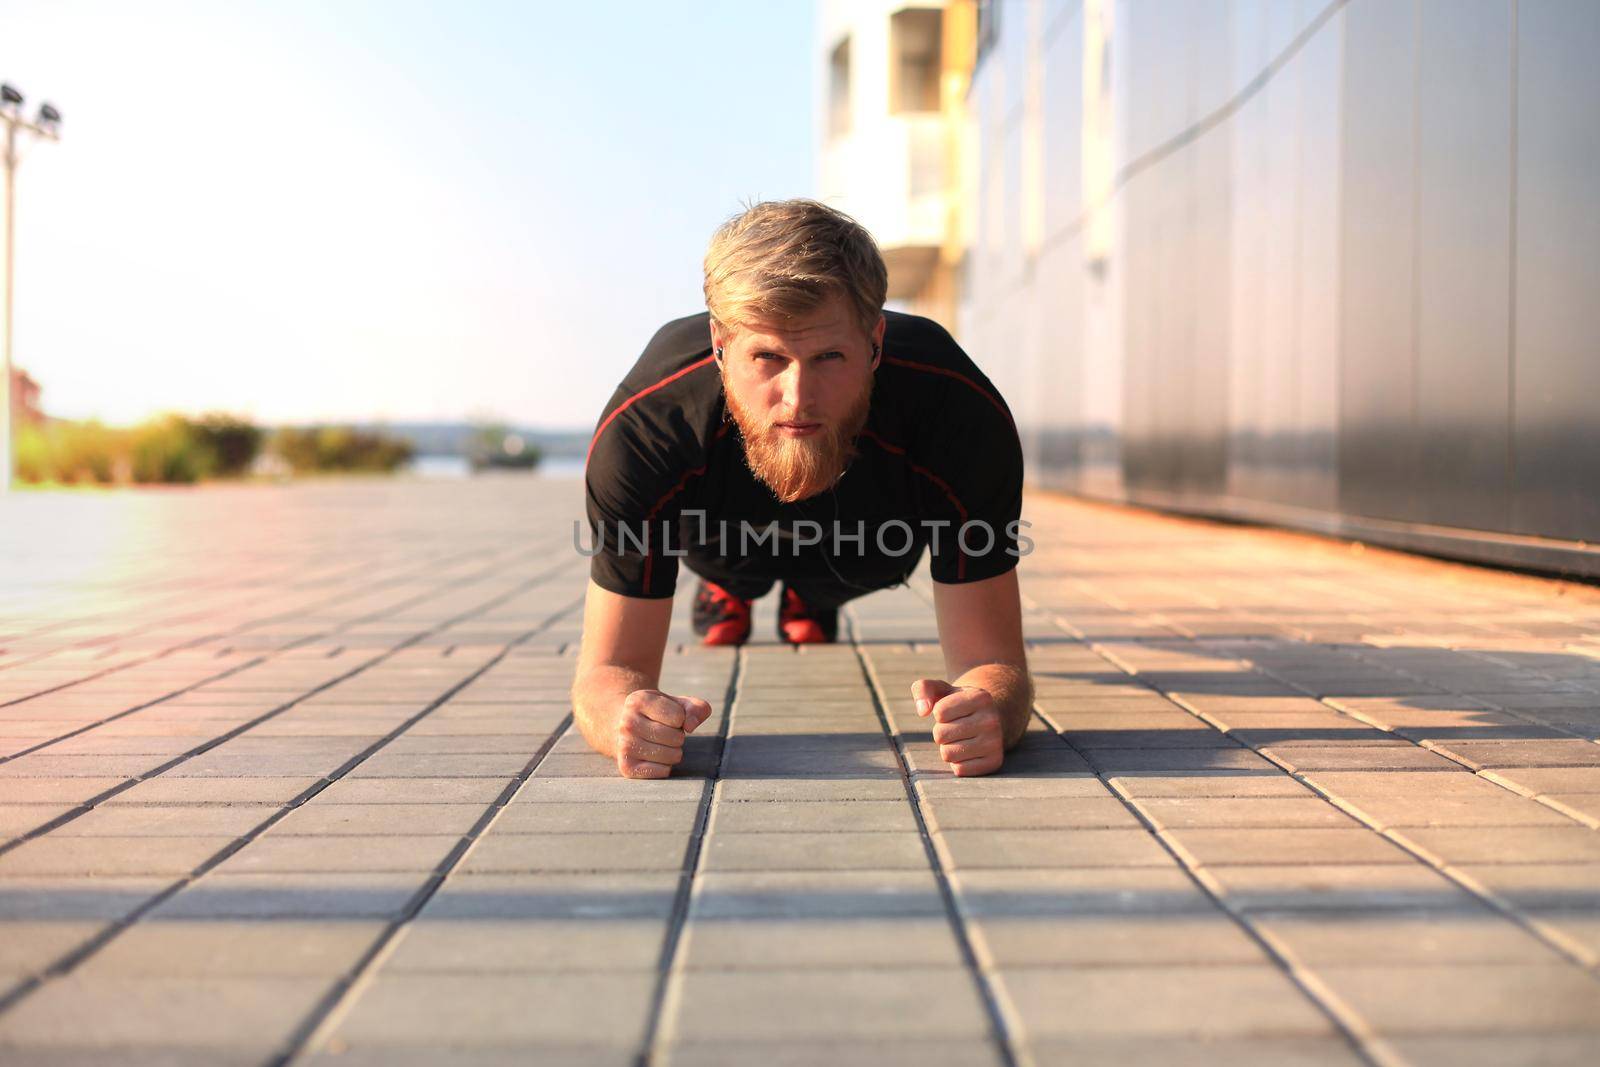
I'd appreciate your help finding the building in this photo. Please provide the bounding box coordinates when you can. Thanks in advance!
[7,366,43,428]
[819,0,1600,578]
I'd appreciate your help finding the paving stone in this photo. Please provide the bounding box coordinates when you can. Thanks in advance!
[0,836,235,877]
[971,912,1266,967]
[461,832,691,874]
[0,780,124,806]
[0,975,331,1050]
[40,735,204,757]
[679,916,963,969]
[1451,863,1600,911]
[102,777,321,805]
[703,831,927,872]
[1312,963,1600,1033]
[1133,797,1357,829]
[49,806,271,838]
[346,752,530,778]
[1204,864,1477,912]
[910,774,1111,800]
[1256,910,1565,965]
[309,1045,634,1066]
[1298,770,1510,798]
[712,778,915,805]
[386,917,668,972]
[950,867,1213,917]
[1394,826,1600,865]
[661,1039,1003,1067]
[1026,1037,1364,1067]
[77,920,383,977]
[0,878,172,921]
[1484,766,1600,795]
[517,778,709,803]
[0,805,75,839]
[1380,1034,1600,1067]
[923,797,1139,831]
[934,828,1171,870]
[709,801,917,833]
[0,921,108,978]
[1544,793,1600,826]
[271,803,486,836]
[1262,744,1466,773]
[331,973,658,1047]
[150,873,426,920]
[1109,773,1314,798]
[690,871,945,920]
[0,754,169,778]
[1428,739,1600,769]
[721,746,901,777]
[420,873,683,919]
[998,965,1333,1040]
[1332,793,1575,829]
[162,754,343,778]
[217,834,461,874]
[1164,827,1414,867]
[667,968,989,1041]
[494,801,702,834]
[317,777,510,804]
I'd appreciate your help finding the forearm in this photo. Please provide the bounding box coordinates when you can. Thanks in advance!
[571,663,656,757]
[952,662,1033,749]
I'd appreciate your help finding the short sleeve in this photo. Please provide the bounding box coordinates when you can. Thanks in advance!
[584,411,691,600]
[914,366,1025,585]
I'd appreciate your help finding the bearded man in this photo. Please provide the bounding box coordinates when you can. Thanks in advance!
[573,199,1033,779]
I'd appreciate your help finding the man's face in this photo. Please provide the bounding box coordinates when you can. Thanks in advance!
[713,291,885,504]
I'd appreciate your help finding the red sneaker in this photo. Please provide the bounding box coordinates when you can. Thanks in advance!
[778,587,839,645]
[692,579,753,646]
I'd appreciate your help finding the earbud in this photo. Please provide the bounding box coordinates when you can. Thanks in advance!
[715,347,724,360]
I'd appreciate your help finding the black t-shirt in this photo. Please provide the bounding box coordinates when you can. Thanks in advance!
[583,309,1024,599]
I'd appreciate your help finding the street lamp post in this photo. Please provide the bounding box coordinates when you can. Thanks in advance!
[1,83,62,493]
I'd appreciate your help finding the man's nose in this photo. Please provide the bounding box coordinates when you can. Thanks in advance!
[779,362,815,413]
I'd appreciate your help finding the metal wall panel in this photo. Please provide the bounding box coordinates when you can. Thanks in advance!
[1292,6,1342,513]
[954,0,1600,574]
[1512,0,1600,540]
[1337,0,1419,522]
[1414,0,1514,531]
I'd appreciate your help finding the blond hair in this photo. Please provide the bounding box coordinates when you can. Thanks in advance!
[703,199,888,338]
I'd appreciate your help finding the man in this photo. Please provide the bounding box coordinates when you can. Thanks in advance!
[573,199,1033,780]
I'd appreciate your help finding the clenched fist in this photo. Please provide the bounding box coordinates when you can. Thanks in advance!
[912,678,1004,777]
[615,688,712,779]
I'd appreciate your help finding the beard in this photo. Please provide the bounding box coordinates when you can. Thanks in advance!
[723,372,874,504]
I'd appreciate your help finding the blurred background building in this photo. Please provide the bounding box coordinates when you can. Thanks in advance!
[819,0,1600,578]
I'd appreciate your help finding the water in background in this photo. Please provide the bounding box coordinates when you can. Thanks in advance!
[404,455,584,479]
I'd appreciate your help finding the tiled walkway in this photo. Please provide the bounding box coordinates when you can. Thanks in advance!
[2,477,1599,1065]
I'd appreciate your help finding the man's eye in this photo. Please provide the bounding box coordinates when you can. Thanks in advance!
[756,352,783,361]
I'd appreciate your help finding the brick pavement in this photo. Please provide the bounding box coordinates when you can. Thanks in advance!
[1,477,1599,1064]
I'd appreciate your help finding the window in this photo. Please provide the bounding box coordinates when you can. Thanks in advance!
[891,8,943,114]
[829,36,852,138]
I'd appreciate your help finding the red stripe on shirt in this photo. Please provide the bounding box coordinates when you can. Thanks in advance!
[882,355,1015,430]
[586,354,718,468]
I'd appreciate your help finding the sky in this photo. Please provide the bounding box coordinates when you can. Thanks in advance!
[2,0,817,430]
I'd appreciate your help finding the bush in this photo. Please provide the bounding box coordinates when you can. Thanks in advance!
[130,414,215,484]
[270,425,414,474]
[14,423,55,485]
[192,413,263,477]
[53,420,123,484]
